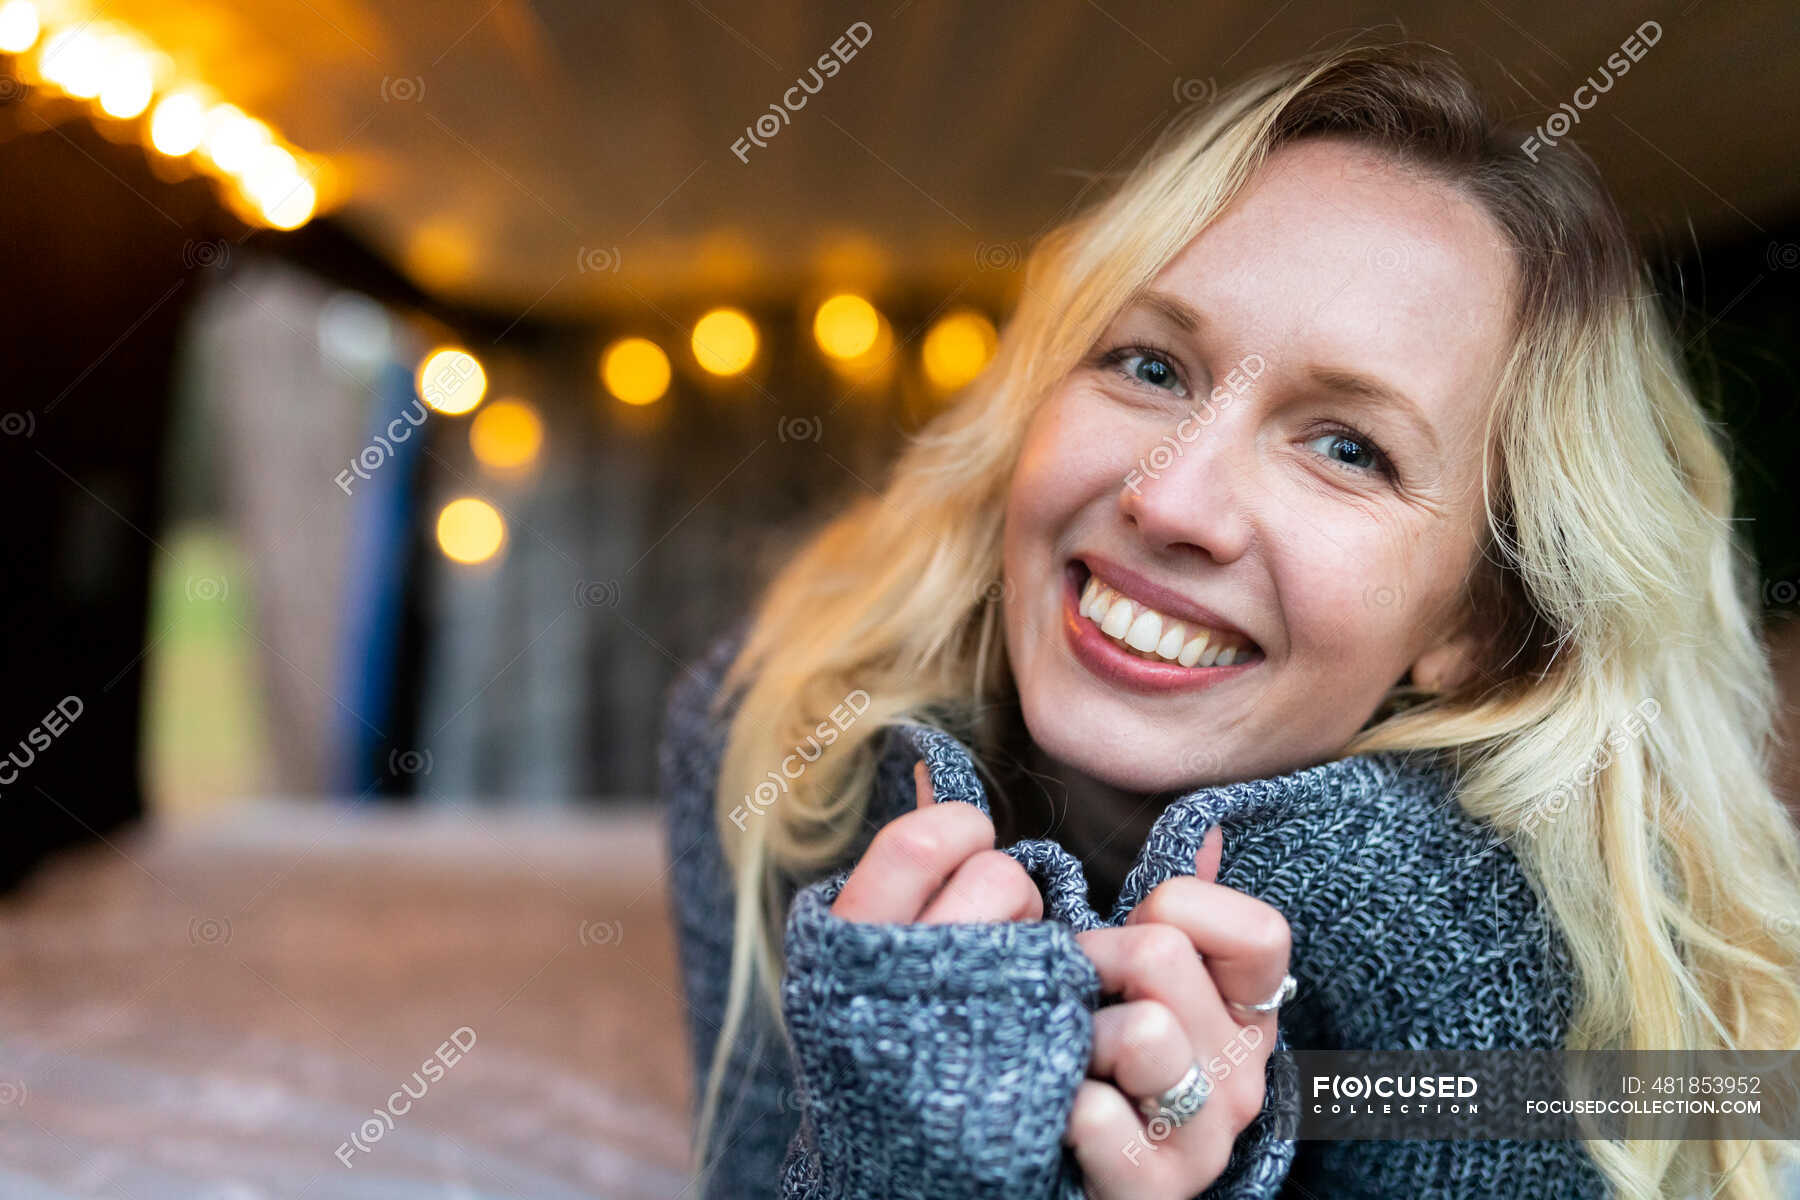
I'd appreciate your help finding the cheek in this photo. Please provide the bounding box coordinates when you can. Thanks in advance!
[1007,391,1129,534]
[1272,514,1468,678]
[1271,520,1420,668]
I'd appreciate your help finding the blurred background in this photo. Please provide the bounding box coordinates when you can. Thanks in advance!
[0,1,1796,1196]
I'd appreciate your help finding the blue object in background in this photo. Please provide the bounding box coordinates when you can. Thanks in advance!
[330,358,427,799]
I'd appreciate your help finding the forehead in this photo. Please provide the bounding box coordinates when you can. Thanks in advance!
[1148,137,1516,446]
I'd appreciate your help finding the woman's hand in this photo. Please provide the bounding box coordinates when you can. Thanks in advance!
[830,761,1043,924]
[1065,826,1290,1199]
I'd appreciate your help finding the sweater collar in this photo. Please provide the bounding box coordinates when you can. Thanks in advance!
[877,720,1461,931]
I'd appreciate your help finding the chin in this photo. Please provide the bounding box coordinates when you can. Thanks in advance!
[1015,689,1220,793]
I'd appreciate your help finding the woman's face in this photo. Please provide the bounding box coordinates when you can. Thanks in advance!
[1001,136,1516,791]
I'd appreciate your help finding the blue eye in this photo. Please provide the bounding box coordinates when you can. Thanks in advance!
[1096,343,1188,397]
[1126,352,1178,390]
[1305,428,1392,477]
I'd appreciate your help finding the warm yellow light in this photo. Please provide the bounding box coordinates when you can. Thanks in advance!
[150,92,206,155]
[97,40,154,117]
[0,2,40,54]
[415,348,488,415]
[40,28,105,98]
[469,399,543,472]
[203,105,270,173]
[240,143,296,197]
[813,293,881,361]
[435,498,505,565]
[258,176,316,230]
[239,143,314,228]
[829,315,895,385]
[922,309,999,391]
[601,337,671,406]
[691,307,757,376]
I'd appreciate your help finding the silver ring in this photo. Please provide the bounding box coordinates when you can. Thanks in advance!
[1135,1062,1212,1128]
[1226,972,1296,1016]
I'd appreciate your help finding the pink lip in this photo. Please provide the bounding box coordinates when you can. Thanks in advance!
[1061,561,1262,694]
[1076,552,1259,646]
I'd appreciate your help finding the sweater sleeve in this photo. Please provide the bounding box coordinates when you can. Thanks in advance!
[777,866,1101,1198]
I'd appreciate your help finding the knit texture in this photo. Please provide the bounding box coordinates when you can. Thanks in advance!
[659,623,1611,1198]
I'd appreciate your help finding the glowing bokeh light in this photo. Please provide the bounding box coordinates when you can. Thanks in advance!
[601,337,671,406]
[96,38,154,117]
[149,92,207,156]
[39,28,105,97]
[436,498,505,565]
[203,104,270,173]
[415,348,488,415]
[469,399,544,472]
[813,293,882,361]
[0,2,41,54]
[922,309,999,391]
[240,142,297,197]
[258,176,316,229]
[691,307,757,376]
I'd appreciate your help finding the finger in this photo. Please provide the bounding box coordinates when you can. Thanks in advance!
[1065,1078,1172,1198]
[915,848,1043,924]
[1193,824,1222,884]
[1075,924,1240,1058]
[829,803,996,922]
[914,759,935,809]
[1089,1000,1194,1099]
[1123,878,1291,1023]
[1075,932,1273,1196]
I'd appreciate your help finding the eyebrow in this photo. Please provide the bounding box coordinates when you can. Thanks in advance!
[1132,289,1205,334]
[1306,366,1439,453]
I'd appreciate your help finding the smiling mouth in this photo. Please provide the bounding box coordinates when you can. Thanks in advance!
[1070,560,1263,668]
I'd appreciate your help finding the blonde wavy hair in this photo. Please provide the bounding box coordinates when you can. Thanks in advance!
[689,38,1800,1198]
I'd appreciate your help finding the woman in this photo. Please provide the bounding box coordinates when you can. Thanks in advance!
[658,40,1800,1199]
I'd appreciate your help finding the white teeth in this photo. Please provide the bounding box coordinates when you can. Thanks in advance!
[1074,569,1253,668]
[1124,609,1162,652]
[1177,630,1209,667]
[1100,596,1134,639]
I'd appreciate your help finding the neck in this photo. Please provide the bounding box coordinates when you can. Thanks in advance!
[987,698,1172,915]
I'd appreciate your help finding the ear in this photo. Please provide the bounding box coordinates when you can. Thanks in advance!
[1407,629,1484,694]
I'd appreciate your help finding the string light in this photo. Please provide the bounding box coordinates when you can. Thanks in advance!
[16,8,326,230]
[602,337,671,405]
[202,104,270,173]
[38,27,104,97]
[813,293,881,361]
[95,34,155,118]
[149,92,208,155]
[691,307,757,376]
[0,1,40,54]
[257,176,316,230]
[469,399,544,472]
[828,312,895,386]
[237,141,316,229]
[922,309,999,391]
[436,498,505,565]
[416,348,488,416]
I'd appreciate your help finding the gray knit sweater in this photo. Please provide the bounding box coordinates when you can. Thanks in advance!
[658,625,1610,1198]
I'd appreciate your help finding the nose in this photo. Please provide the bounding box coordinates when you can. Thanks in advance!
[1118,410,1253,564]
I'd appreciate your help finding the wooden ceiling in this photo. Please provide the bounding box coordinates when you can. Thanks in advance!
[94,0,1800,317]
